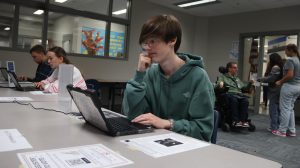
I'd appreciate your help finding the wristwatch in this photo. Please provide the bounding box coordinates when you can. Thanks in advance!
[169,119,174,130]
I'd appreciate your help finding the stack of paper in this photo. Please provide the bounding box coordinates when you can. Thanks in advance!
[0,129,32,152]
[0,97,33,102]
[18,144,133,168]
[30,91,57,95]
[121,133,210,158]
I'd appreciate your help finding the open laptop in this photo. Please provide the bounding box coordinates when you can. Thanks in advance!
[0,62,32,84]
[0,68,9,83]
[7,71,39,91]
[67,85,153,136]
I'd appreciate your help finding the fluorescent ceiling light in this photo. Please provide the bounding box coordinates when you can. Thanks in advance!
[4,27,10,31]
[33,10,44,15]
[112,9,127,15]
[55,0,68,3]
[177,0,217,8]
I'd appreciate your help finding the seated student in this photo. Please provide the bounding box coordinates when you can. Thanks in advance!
[19,45,53,82]
[122,14,214,142]
[217,62,253,127]
[35,46,87,93]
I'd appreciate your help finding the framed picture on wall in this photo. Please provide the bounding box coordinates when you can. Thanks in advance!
[81,27,105,56]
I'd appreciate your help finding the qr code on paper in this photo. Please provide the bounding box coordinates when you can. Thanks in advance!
[66,158,91,166]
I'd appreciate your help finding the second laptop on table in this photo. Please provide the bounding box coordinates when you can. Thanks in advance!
[7,71,39,91]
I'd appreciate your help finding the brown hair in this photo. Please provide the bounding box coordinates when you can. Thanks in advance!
[226,62,237,70]
[268,53,283,78]
[48,46,70,64]
[286,43,299,57]
[30,45,46,55]
[139,14,182,52]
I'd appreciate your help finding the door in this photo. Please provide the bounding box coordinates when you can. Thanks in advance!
[240,33,299,114]
[259,35,298,114]
[240,36,260,112]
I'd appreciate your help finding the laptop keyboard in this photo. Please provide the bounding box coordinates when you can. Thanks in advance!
[106,117,136,131]
[106,117,150,132]
[22,86,39,91]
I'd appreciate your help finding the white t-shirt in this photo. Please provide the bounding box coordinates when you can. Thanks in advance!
[41,66,87,93]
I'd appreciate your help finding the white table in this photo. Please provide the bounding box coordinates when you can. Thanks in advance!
[0,88,282,168]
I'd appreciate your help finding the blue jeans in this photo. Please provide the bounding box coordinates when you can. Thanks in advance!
[278,83,300,134]
[268,90,280,130]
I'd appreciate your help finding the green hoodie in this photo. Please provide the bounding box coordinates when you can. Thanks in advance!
[122,53,214,141]
[216,73,252,94]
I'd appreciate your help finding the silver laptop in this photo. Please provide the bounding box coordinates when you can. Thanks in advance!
[67,85,153,136]
[7,71,39,91]
[0,67,33,84]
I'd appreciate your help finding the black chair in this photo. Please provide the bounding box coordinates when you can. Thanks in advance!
[214,66,256,132]
[85,79,101,97]
[218,66,228,74]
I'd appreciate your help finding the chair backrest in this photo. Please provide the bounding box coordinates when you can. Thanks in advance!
[211,110,219,144]
[85,79,101,97]
[219,66,228,74]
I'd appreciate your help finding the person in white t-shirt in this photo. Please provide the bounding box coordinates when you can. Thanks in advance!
[35,46,87,93]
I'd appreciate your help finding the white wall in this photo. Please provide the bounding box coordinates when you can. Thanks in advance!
[0,50,36,76]
[193,17,209,60]
[51,15,75,49]
[205,5,300,81]
[19,21,42,38]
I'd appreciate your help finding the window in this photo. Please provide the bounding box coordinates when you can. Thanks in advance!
[112,0,129,19]
[0,0,131,60]
[48,12,107,56]
[49,0,110,15]
[0,2,14,47]
[18,6,44,50]
[110,23,126,58]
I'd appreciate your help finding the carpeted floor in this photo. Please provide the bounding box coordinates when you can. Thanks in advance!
[216,114,300,168]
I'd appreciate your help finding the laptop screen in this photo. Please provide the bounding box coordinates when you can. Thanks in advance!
[7,71,21,88]
[69,89,109,131]
[0,68,8,81]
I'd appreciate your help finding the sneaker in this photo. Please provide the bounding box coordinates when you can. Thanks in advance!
[267,128,277,132]
[286,132,296,137]
[242,122,250,128]
[272,130,286,137]
[232,121,242,127]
